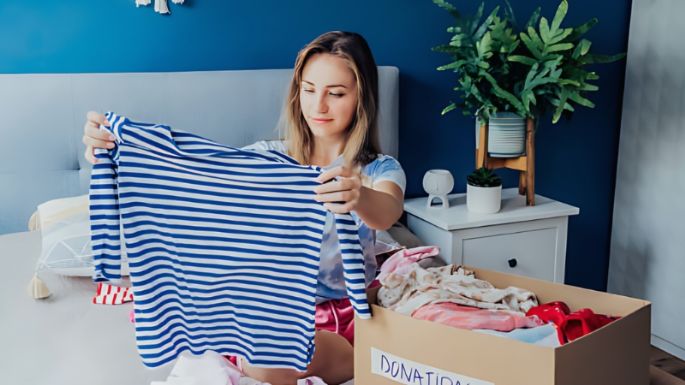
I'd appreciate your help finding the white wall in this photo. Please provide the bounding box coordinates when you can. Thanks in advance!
[608,0,685,359]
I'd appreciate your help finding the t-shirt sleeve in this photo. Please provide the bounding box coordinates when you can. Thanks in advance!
[367,155,406,194]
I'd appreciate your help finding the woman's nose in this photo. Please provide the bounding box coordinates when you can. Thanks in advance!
[315,93,328,113]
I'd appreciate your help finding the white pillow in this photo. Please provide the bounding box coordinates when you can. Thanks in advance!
[33,194,129,277]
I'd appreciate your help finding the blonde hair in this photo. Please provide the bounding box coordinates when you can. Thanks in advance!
[284,31,381,166]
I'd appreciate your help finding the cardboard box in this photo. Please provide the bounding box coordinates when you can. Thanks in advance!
[355,267,651,385]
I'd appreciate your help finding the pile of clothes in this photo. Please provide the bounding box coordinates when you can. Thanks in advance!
[377,246,619,346]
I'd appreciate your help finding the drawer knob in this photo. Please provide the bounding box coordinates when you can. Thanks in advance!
[507,258,518,268]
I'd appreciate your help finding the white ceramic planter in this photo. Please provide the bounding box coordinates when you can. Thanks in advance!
[475,112,525,158]
[466,184,502,214]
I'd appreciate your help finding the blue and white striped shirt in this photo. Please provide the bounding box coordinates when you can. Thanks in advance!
[89,112,371,371]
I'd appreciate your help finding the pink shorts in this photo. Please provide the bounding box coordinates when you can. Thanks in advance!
[314,297,356,346]
[315,279,380,346]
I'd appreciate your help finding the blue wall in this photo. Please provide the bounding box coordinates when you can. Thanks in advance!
[0,0,631,291]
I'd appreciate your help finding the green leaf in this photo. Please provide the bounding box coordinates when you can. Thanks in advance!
[568,91,595,108]
[437,60,468,71]
[469,2,486,35]
[548,27,573,44]
[441,102,458,115]
[476,31,493,58]
[521,89,536,111]
[473,6,500,40]
[583,53,626,64]
[551,0,569,32]
[520,32,542,59]
[503,0,517,28]
[525,6,541,30]
[432,0,461,19]
[480,70,526,114]
[545,42,574,53]
[551,89,570,123]
[527,26,544,49]
[432,44,460,53]
[558,78,581,87]
[572,39,592,59]
[508,55,537,66]
[540,17,551,43]
[568,18,598,40]
[542,56,563,70]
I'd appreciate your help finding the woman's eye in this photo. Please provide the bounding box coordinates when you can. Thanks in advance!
[329,92,344,97]
[303,88,314,93]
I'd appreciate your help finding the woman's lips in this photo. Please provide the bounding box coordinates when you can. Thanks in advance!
[311,117,333,124]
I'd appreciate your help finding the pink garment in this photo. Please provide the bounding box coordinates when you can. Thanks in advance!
[314,297,355,346]
[412,302,544,332]
[377,246,440,281]
[378,264,538,315]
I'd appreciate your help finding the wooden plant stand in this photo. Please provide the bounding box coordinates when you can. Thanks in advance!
[475,117,536,206]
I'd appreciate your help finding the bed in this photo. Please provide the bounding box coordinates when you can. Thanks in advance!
[0,67,400,385]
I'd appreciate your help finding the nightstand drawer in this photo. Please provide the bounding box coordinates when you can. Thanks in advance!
[462,228,557,281]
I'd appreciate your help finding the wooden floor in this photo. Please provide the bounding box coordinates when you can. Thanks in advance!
[651,346,685,385]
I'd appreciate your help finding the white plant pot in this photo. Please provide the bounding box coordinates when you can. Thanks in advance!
[475,112,525,158]
[466,184,502,214]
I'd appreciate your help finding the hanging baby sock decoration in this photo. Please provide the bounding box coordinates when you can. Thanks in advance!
[135,0,185,15]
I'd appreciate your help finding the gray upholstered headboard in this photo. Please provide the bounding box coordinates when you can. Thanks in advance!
[0,67,399,235]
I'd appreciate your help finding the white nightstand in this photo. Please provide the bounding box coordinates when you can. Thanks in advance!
[403,188,579,283]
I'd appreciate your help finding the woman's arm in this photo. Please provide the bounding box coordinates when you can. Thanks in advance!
[355,181,404,230]
[314,165,404,230]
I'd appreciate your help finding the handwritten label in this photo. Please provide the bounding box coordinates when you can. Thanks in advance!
[370,347,494,385]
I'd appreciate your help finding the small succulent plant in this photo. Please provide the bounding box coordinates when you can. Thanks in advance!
[467,167,502,187]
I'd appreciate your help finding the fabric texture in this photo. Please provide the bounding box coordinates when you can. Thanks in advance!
[526,301,619,344]
[474,323,561,347]
[376,245,439,282]
[92,282,134,305]
[244,140,406,303]
[411,302,544,332]
[378,261,538,315]
[313,298,355,347]
[89,112,370,371]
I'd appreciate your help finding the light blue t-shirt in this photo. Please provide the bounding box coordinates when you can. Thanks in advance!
[244,140,406,303]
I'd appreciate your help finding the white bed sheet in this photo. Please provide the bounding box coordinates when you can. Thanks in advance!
[0,231,355,385]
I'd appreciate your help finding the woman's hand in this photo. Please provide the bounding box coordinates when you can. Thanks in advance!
[314,165,363,214]
[82,111,115,164]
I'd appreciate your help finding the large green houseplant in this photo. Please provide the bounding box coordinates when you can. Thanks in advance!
[432,0,625,123]
[432,0,624,206]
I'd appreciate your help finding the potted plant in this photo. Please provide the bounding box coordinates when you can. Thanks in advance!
[466,167,502,213]
[432,0,625,152]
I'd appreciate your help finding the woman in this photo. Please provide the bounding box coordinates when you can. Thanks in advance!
[82,31,405,385]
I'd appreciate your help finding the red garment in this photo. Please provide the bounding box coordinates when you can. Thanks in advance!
[412,302,544,332]
[526,301,619,344]
[563,308,618,342]
[92,282,133,305]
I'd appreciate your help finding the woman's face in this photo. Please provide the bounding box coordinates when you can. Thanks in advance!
[299,53,358,143]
